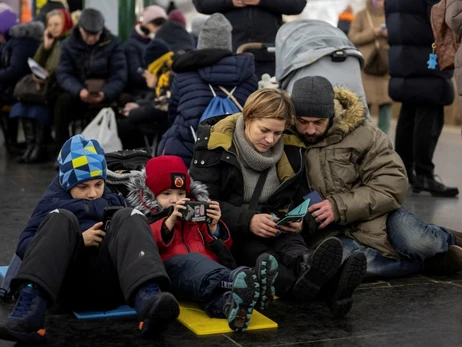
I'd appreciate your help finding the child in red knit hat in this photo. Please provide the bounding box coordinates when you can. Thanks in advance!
[131,155,280,332]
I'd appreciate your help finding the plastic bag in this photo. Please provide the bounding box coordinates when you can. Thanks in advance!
[82,107,122,153]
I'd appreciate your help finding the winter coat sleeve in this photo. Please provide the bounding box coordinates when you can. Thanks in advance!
[168,75,180,124]
[258,0,306,15]
[150,218,175,252]
[101,41,128,101]
[446,0,462,35]
[125,43,146,89]
[192,0,236,14]
[327,127,408,225]
[16,198,54,260]
[56,41,86,97]
[33,44,51,70]
[0,41,33,84]
[348,11,376,46]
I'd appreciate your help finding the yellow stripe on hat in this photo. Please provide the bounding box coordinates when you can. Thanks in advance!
[85,145,97,154]
[72,156,88,168]
[90,170,102,177]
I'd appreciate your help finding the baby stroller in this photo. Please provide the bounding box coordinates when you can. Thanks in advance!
[275,20,370,118]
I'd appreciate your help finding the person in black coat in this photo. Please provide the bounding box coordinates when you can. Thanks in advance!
[54,8,127,150]
[0,134,179,344]
[386,0,459,197]
[190,88,366,318]
[192,0,307,79]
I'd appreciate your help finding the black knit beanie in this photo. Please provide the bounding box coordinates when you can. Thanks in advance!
[291,76,335,118]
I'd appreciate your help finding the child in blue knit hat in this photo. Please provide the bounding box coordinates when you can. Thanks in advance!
[0,135,179,344]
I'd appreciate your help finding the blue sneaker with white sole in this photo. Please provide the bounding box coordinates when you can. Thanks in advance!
[225,268,260,332]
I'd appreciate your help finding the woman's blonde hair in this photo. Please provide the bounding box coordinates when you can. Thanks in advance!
[46,9,63,22]
[242,88,294,127]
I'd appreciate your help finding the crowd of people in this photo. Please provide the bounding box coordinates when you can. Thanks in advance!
[1,0,462,344]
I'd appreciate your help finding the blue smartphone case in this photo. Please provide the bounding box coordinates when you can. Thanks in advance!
[303,190,323,206]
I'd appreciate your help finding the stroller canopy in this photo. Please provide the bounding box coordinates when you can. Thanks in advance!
[275,20,364,84]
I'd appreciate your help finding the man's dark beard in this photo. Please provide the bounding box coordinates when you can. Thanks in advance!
[303,126,329,144]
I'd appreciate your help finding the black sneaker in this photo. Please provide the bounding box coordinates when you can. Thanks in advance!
[0,284,47,343]
[413,175,459,197]
[254,253,278,311]
[324,251,367,318]
[224,268,260,332]
[293,237,343,301]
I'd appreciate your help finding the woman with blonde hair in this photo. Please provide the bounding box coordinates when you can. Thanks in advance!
[189,88,363,318]
[349,0,392,134]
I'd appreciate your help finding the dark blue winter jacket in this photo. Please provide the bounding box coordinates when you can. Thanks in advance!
[16,177,127,260]
[385,0,454,105]
[124,26,150,93]
[157,49,258,166]
[56,27,127,101]
[0,21,43,104]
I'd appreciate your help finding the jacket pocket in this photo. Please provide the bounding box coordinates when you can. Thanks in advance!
[326,149,358,192]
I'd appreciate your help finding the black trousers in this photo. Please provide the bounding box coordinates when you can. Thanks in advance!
[395,102,444,178]
[12,208,169,311]
[231,233,308,298]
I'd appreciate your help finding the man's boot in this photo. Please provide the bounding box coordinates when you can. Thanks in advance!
[424,245,462,274]
[17,119,36,163]
[0,283,47,343]
[292,237,343,301]
[3,117,25,155]
[413,175,459,197]
[133,281,179,338]
[27,121,48,164]
[322,251,367,318]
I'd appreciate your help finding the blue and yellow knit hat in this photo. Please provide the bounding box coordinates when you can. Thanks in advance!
[57,135,107,191]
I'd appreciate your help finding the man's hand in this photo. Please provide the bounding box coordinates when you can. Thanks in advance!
[88,91,105,104]
[232,0,247,7]
[250,214,279,238]
[308,200,335,229]
[79,89,90,103]
[82,222,106,247]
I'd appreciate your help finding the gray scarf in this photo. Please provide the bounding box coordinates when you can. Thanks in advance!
[233,115,284,205]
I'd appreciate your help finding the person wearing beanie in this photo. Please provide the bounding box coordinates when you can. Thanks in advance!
[34,0,69,24]
[157,12,258,166]
[189,88,365,319]
[155,19,194,55]
[54,7,127,151]
[193,0,307,78]
[0,135,179,343]
[118,39,173,150]
[168,9,186,28]
[10,9,74,165]
[197,13,232,51]
[141,5,167,35]
[290,75,462,280]
[190,15,207,47]
[116,155,278,332]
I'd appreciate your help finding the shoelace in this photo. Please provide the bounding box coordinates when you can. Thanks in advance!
[10,288,37,317]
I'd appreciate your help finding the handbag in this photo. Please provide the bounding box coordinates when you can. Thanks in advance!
[13,74,48,103]
[81,107,122,153]
[430,0,460,71]
[363,11,389,76]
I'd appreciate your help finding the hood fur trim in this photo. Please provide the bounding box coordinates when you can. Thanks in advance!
[330,87,366,136]
[9,21,44,41]
[107,169,210,216]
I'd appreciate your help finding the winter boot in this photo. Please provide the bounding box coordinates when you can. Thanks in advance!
[0,284,47,343]
[254,253,279,311]
[27,120,48,163]
[3,117,25,155]
[413,175,459,197]
[322,251,367,318]
[17,118,36,163]
[224,267,260,332]
[133,281,179,338]
[293,237,343,301]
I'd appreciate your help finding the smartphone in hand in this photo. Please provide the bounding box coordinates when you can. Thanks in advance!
[178,201,210,223]
[101,206,123,232]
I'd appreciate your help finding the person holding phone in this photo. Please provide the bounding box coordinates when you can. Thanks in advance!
[119,155,279,332]
[189,88,366,318]
[0,135,179,344]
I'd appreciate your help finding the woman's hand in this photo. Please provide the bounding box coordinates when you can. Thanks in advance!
[43,29,54,49]
[278,220,303,234]
[164,199,189,231]
[82,222,105,247]
[250,214,279,238]
[207,200,221,233]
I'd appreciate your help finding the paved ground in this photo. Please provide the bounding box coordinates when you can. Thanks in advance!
[0,123,461,346]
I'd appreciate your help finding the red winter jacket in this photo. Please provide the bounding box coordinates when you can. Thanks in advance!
[150,218,232,262]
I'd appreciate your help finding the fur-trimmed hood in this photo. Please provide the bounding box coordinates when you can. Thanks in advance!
[107,169,210,216]
[9,21,44,41]
[329,87,367,137]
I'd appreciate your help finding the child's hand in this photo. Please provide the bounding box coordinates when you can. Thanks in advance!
[82,222,106,247]
[207,200,221,233]
[165,199,189,231]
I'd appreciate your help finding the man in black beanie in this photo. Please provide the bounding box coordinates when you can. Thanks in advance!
[291,76,462,279]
